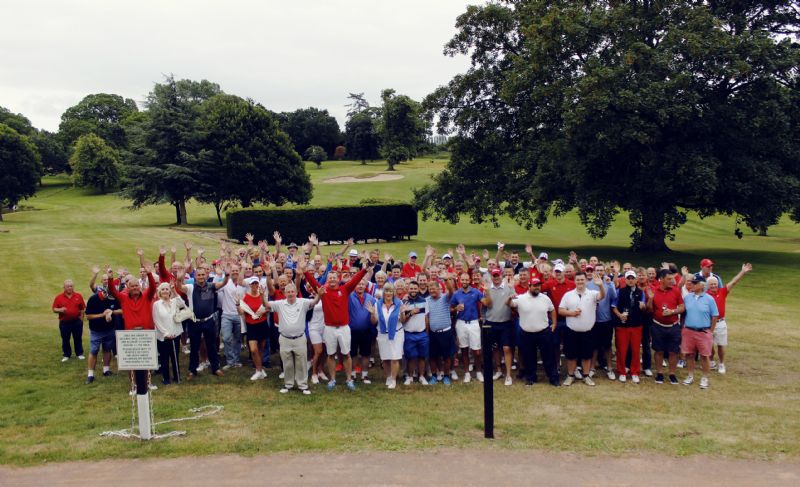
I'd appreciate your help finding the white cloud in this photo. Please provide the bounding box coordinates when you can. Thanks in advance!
[0,0,477,131]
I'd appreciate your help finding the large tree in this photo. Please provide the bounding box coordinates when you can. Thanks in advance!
[124,76,221,225]
[31,130,69,173]
[69,133,121,193]
[377,89,428,170]
[345,111,380,165]
[0,107,34,136]
[416,0,800,251]
[0,124,43,221]
[277,107,343,158]
[196,94,312,225]
[58,93,138,150]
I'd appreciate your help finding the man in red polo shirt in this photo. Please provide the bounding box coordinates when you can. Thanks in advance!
[648,269,685,385]
[402,251,422,278]
[708,263,752,374]
[52,279,86,362]
[304,262,368,391]
[542,263,576,374]
[107,267,157,330]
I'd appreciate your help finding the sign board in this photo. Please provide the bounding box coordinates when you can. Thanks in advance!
[116,330,158,370]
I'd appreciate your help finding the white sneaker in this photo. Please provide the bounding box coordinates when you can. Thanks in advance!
[388,379,396,389]
[469,363,474,372]
[404,376,413,386]
[492,371,503,381]
[574,369,584,380]
[197,363,207,372]
[279,388,289,394]
[718,363,726,374]
[222,364,232,371]
[182,345,190,355]
[710,360,717,370]
[588,368,596,379]
[677,359,686,368]
[583,377,596,386]
[61,357,69,362]
[78,355,85,360]
[619,375,627,383]
[683,375,694,385]
[419,377,429,386]
[464,372,471,383]
[279,372,285,379]
[318,372,329,381]
[607,370,616,380]
[476,371,484,382]
[450,370,459,381]
[644,369,653,377]
[148,384,158,390]
[311,374,319,384]
[250,371,265,381]
[504,376,512,386]
[631,375,640,384]
[562,376,575,387]
[700,376,709,389]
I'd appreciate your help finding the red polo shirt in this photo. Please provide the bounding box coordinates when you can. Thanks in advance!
[109,272,157,330]
[651,286,683,325]
[708,287,729,319]
[401,262,422,278]
[542,278,576,309]
[304,268,367,327]
[52,292,85,322]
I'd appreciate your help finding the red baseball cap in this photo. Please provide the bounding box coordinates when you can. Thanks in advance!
[490,268,502,276]
[530,278,541,285]
[700,258,714,267]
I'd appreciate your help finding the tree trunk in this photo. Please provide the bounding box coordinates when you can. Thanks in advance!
[758,226,768,237]
[631,210,670,252]
[174,201,182,225]
[215,202,223,227]
[0,209,4,221]
[179,199,188,225]
[386,162,396,171]
[361,158,366,165]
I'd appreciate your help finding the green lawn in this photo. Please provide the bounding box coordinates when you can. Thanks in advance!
[0,156,798,466]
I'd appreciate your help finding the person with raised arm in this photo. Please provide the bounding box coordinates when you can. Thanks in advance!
[708,263,752,374]
[557,271,606,386]
[303,243,367,392]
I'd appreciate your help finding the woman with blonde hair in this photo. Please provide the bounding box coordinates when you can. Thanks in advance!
[152,282,185,384]
[369,282,405,389]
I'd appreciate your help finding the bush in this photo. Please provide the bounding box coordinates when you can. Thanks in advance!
[227,203,418,243]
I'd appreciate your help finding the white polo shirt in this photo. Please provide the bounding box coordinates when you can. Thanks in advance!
[514,293,554,332]
[559,288,600,332]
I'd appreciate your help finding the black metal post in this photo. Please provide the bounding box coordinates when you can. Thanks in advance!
[481,322,494,439]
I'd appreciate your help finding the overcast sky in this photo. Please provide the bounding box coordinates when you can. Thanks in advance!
[1,0,477,132]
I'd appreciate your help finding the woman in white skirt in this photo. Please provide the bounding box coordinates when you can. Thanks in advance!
[369,283,405,389]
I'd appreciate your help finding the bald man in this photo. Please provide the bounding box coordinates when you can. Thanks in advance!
[52,279,86,362]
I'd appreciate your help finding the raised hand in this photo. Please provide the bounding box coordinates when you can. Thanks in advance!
[198,247,205,255]
[184,241,192,250]
[681,265,689,276]
[497,241,505,250]
[273,231,282,244]
[742,263,752,273]
[384,253,392,262]
[525,243,533,255]
[245,232,254,242]
[171,246,177,254]
[456,243,466,255]
[328,252,336,263]
[308,233,318,246]
[482,249,489,260]
[425,245,435,257]
[569,251,578,262]
[91,265,100,275]
[346,237,354,246]
[136,248,144,257]
[159,246,167,256]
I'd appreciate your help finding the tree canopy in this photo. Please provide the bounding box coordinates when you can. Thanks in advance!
[304,145,327,167]
[58,93,138,150]
[416,0,800,250]
[0,124,42,220]
[196,94,312,225]
[278,107,343,158]
[377,89,428,170]
[69,133,121,193]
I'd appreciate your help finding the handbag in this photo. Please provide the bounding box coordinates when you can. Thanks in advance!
[173,299,195,323]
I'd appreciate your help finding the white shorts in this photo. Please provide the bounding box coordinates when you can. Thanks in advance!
[456,319,481,351]
[323,325,351,356]
[713,319,728,346]
[377,329,405,361]
[308,323,325,345]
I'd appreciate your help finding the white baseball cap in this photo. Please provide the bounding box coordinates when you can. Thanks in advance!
[553,263,565,273]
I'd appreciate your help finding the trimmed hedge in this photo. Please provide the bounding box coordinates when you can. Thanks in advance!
[226,203,418,243]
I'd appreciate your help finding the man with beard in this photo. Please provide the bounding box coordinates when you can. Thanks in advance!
[511,278,558,386]
[400,281,429,385]
[450,273,491,383]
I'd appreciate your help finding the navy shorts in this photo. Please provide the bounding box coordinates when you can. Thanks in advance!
[90,329,115,355]
[350,328,373,357]
[488,320,513,348]
[564,327,594,360]
[429,328,455,359]
[247,323,269,342]
[592,320,614,351]
[403,331,430,359]
[651,324,681,354]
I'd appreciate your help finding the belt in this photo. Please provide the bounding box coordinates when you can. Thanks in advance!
[686,327,710,332]
[459,319,477,324]
[281,333,304,339]
[195,315,215,323]
[432,327,452,333]
[405,330,426,334]
[653,319,678,327]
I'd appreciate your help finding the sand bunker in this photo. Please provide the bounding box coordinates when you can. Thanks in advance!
[323,173,405,183]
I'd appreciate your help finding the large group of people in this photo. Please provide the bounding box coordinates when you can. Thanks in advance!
[52,233,753,392]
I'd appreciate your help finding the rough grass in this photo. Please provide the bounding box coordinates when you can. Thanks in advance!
[0,156,798,466]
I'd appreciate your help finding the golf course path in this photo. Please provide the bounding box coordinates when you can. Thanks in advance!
[2,449,798,486]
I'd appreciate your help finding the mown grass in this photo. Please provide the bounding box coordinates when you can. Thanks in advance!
[0,155,798,466]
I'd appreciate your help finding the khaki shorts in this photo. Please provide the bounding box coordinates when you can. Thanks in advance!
[323,325,351,355]
[713,319,728,346]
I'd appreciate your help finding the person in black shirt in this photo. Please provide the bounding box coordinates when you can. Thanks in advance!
[84,290,120,384]
[611,271,646,384]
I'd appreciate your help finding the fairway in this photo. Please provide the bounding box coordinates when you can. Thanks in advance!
[0,157,799,466]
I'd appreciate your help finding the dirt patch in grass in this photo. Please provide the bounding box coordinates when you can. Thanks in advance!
[323,173,405,183]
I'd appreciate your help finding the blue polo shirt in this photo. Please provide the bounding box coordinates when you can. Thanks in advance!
[451,287,483,322]
[683,292,719,330]
[587,280,616,323]
[348,292,375,332]
[426,294,452,331]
